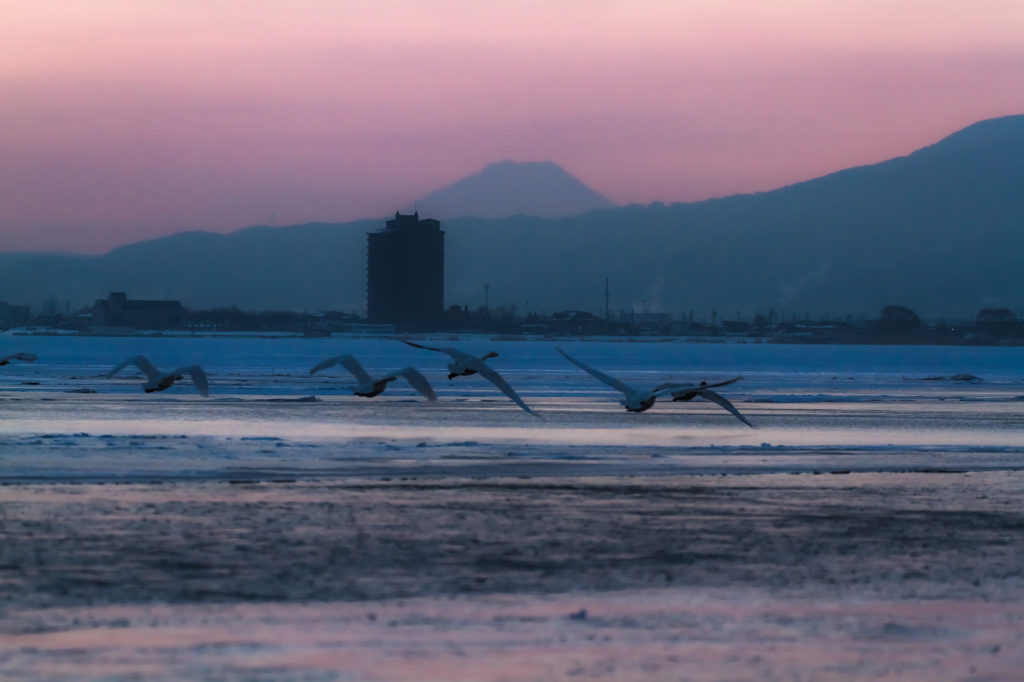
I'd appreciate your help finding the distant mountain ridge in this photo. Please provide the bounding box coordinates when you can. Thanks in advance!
[2,114,1024,319]
[406,160,616,219]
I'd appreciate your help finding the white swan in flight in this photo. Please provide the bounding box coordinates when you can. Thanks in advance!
[556,348,752,426]
[310,354,436,401]
[403,341,498,379]
[1,352,37,366]
[402,340,536,415]
[108,354,209,396]
[653,379,753,428]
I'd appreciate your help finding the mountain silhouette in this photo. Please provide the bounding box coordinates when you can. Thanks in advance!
[406,160,616,219]
[2,114,1024,320]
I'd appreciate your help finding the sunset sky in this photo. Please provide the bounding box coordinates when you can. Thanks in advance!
[3,1,1024,253]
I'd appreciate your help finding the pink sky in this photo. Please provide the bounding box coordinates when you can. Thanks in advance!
[2,1,1024,253]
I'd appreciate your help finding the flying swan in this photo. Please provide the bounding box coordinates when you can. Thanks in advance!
[556,347,752,426]
[0,352,37,366]
[108,354,210,396]
[402,340,536,415]
[653,378,753,428]
[310,354,436,401]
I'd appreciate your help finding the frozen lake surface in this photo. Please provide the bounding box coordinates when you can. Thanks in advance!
[2,335,1023,680]
[2,335,1024,481]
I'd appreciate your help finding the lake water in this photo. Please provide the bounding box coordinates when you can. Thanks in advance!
[3,334,1024,680]
[2,334,1024,482]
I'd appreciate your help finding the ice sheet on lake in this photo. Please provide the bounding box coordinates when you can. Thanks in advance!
[2,336,1023,481]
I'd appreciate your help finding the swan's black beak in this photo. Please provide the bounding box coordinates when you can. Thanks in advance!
[448,373,457,380]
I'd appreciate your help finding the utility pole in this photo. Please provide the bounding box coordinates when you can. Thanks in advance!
[605,278,610,321]
[484,283,490,314]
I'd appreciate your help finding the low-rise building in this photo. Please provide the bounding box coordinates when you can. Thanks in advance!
[92,292,183,330]
[619,310,672,327]
[0,301,31,327]
[546,310,614,335]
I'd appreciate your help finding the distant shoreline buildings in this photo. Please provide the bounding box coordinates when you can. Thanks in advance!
[3,290,1023,346]
[0,301,31,327]
[92,292,183,331]
[3,213,1023,344]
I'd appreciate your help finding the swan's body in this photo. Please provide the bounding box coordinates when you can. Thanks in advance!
[310,354,436,401]
[108,354,209,396]
[0,352,37,366]
[402,341,535,414]
[403,340,498,379]
[556,348,752,426]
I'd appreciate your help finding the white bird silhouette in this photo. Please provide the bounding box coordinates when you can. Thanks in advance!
[402,340,536,415]
[556,347,751,425]
[0,352,37,366]
[653,379,753,428]
[310,354,436,401]
[403,340,498,379]
[108,354,209,396]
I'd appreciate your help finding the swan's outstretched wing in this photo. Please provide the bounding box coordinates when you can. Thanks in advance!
[402,340,445,353]
[108,354,161,379]
[402,340,474,362]
[0,352,37,365]
[386,367,437,401]
[469,359,536,416]
[309,356,340,376]
[652,383,702,398]
[172,365,210,397]
[556,348,636,398]
[707,376,743,389]
[697,389,753,428]
[339,355,373,384]
[310,355,373,384]
[653,377,744,393]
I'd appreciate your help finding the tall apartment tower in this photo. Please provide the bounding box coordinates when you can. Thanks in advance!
[367,212,444,330]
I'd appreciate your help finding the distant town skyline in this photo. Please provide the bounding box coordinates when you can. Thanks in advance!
[2,1,1024,253]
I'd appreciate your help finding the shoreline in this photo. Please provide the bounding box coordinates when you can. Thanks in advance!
[3,471,1021,608]
[3,586,1021,681]
[2,471,1022,680]
[5,327,1024,348]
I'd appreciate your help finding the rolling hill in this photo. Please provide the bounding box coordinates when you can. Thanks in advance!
[3,115,1024,320]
